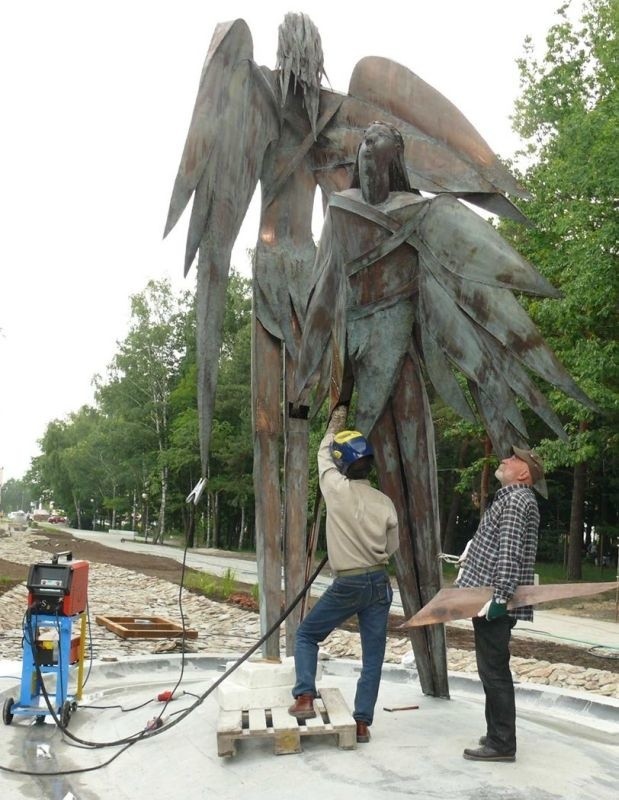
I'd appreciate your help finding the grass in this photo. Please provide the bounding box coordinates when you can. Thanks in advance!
[183,567,239,601]
[535,561,618,583]
[441,560,617,585]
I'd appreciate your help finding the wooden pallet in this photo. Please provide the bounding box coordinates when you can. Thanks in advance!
[95,615,198,640]
[217,687,357,757]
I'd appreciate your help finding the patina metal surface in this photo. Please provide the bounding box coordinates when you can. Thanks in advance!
[165,16,592,693]
[296,122,593,696]
[402,582,619,627]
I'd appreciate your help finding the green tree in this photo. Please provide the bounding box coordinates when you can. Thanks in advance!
[502,0,618,577]
[0,477,34,514]
[30,407,105,528]
[205,272,254,549]
[97,279,193,542]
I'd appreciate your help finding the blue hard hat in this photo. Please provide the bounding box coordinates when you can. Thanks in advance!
[330,430,374,475]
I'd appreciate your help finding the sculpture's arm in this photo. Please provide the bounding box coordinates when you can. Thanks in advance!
[294,210,347,410]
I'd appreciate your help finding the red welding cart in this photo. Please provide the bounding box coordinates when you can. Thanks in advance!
[3,553,89,727]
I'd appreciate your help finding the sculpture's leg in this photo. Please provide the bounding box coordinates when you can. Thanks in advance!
[370,407,435,692]
[371,351,449,698]
[393,348,449,698]
[252,318,283,659]
[283,349,310,656]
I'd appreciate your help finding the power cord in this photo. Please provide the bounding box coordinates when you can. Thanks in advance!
[0,549,328,776]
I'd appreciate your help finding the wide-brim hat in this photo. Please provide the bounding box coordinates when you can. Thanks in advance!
[512,446,548,499]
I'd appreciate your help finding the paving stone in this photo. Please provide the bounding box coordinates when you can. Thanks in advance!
[0,531,616,698]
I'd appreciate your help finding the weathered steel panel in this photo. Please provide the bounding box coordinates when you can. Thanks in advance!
[403,582,619,627]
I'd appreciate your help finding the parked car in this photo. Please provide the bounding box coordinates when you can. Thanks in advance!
[48,514,68,525]
[8,510,28,531]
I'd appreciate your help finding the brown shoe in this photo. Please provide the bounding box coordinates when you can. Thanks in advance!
[356,721,370,743]
[288,694,316,720]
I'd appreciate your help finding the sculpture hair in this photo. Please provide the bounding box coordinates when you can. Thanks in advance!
[276,13,324,138]
[351,121,412,193]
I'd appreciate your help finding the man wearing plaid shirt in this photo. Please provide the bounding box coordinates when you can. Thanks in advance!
[456,446,546,762]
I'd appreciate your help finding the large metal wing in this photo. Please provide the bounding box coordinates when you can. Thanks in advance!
[164,19,280,272]
[312,56,529,223]
[414,194,596,455]
[164,19,280,475]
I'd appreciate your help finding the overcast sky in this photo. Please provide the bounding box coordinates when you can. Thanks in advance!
[0,0,581,485]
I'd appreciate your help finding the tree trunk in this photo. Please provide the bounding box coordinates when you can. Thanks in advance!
[212,491,220,549]
[132,489,138,532]
[110,483,117,530]
[237,504,246,550]
[479,436,493,517]
[73,494,82,530]
[567,460,586,580]
[153,465,168,544]
[442,491,461,554]
[441,440,469,552]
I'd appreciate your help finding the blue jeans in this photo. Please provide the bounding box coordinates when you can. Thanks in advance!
[292,570,393,725]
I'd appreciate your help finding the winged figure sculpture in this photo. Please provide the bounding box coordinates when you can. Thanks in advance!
[164,14,577,697]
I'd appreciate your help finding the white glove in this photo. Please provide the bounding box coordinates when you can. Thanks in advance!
[456,539,472,580]
[458,539,472,565]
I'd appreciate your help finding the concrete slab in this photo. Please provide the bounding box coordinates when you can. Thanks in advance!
[1,654,617,800]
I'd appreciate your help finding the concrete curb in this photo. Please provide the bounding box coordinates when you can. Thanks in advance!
[2,653,617,744]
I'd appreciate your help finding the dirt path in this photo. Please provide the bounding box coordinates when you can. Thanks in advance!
[2,527,617,674]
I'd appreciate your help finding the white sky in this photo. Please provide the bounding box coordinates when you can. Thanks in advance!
[0,0,581,483]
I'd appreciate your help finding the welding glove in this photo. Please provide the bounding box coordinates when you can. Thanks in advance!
[477,597,508,621]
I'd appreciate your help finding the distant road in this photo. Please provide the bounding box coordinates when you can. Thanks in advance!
[51,528,619,652]
[61,526,404,615]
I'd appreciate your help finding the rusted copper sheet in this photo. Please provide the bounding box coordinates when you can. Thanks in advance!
[348,57,527,196]
[401,582,618,627]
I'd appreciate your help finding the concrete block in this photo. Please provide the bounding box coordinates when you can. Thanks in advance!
[223,659,295,689]
[223,656,322,689]
[215,682,293,710]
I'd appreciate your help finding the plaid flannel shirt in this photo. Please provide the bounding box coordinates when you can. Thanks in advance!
[456,484,539,621]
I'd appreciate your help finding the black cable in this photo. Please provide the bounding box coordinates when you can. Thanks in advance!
[1,551,328,775]
[153,525,193,722]
[79,699,155,712]
[80,601,94,690]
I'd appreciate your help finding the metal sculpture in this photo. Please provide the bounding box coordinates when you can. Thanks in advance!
[164,14,578,696]
[295,122,594,697]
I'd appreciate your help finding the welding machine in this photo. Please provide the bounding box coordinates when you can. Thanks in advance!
[2,552,89,727]
[27,553,89,616]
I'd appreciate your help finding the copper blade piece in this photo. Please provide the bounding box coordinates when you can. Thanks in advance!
[401,582,618,627]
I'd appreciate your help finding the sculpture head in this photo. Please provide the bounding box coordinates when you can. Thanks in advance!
[276,12,324,138]
[351,122,411,203]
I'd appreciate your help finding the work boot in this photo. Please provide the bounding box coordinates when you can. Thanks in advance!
[463,745,515,762]
[288,694,316,720]
[479,735,488,746]
[356,721,371,743]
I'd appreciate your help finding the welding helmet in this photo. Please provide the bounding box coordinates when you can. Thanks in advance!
[330,430,374,476]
